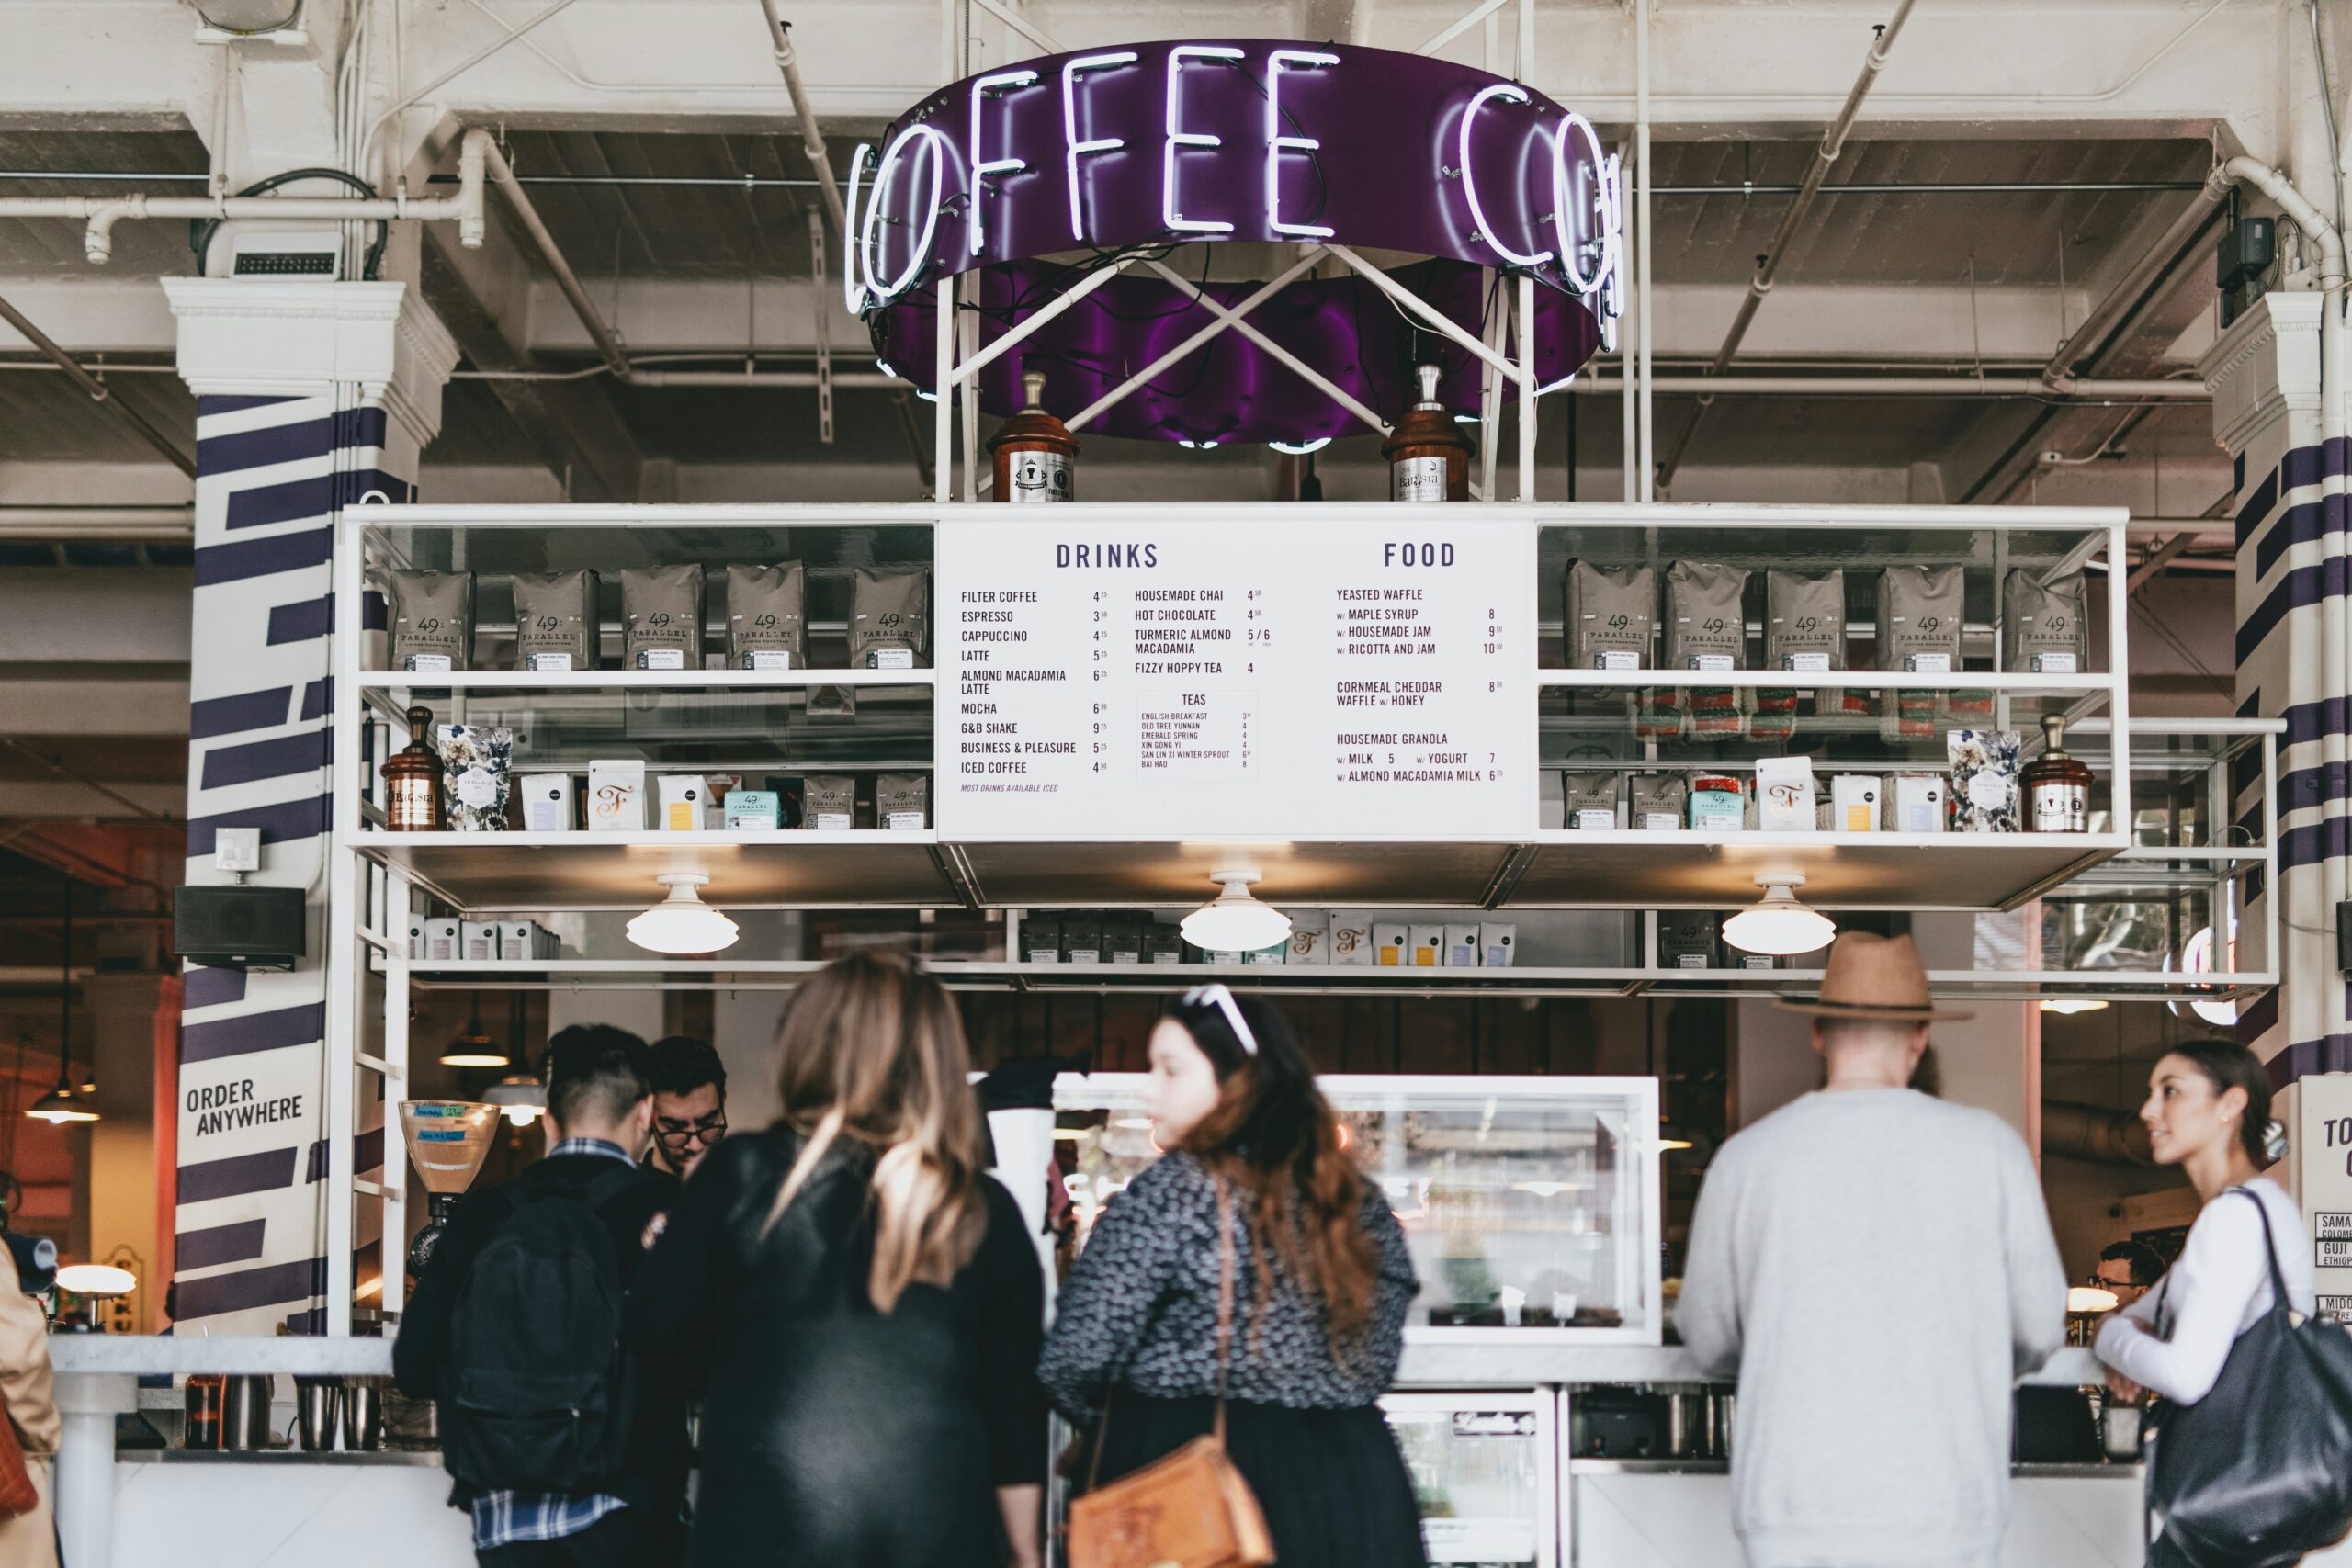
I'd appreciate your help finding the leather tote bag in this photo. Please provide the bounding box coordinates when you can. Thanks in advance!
[2147,1189,2352,1567]
[1067,1182,1274,1568]
[0,1393,40,1517]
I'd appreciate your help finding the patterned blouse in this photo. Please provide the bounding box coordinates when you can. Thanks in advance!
[1036,1151,1419,1422]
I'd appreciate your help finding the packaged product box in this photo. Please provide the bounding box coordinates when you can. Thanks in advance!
[386,569,475,673]
[801,774,854,830]
[586,760,649,831]
[436,724,514,831]
[1144,924,1185,964]
[620,565,706,670]
[1539,769,1565,829]
[656,773,710,832]
[1829,773,1881,833]
[510,570,599,671]
[1444,923,1482,967]
[406,913,426,961]
[2003,570,2086,674]
[851,567,931,669]
[1754,756,1817,831]
[497,920,558,962]
[723,790,781,830]
[460,919,499,963]
[1890,773,1947,833]
[699,773,742,831]
[1658,910,1721,970]
[1688,774,1745,831]
[1373,922,1408,966]
[1060,913,1103,964]
[1948,728,2022,832]
[1285,913,1330,966]
[1479,922,1516,968]
[519,773,574,832]
[726,562,807,671]
[424,918,461,964]
[1565,561,1657,671]
[1243,942,1286,965]
[1022,914,1061,964]
[1203,946,1247,965]
[876,773,929,830]
[1408,925,1444,967]
[1563,772,1622,830]
[1329,911,1376,966]
[1738,953,1779,971]
[1629,774,1686,831]
[1104,916,1145,966]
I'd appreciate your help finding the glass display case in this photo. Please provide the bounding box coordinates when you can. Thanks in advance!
[1384,1392,1561,1568]
[1051,1075,1664,1345]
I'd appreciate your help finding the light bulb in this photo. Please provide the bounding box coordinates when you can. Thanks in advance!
[1722,877,1838,957]
[627,872,741,955]
[2040,998,2110,1015]
[2067,1286,2119,1314]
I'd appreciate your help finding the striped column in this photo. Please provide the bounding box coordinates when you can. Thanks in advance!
[2209,292,2348,1089]
[164,280,457,1336]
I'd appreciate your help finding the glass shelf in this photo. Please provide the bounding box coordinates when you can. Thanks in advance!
[363,682,933,771]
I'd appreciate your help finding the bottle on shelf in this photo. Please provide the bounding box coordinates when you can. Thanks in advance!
[987,368,1078,502]
[2021,712,2092,833]
[1382,363,1471,502]
[382,704,445,831]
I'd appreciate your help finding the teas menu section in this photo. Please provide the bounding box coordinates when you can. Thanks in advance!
[935,517,1535,837]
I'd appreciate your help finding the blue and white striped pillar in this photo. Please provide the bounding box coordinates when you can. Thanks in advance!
[163,279,457,1336]
[2208,292,2348,1089]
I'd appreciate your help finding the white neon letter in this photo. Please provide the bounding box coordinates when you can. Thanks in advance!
[1164,44,1244,234]
[967,69,1040,256]
[1265,49,1339,238]
[1062,51,1139,243]
[842,141,875,313]
[1458,83,1553,267]
[1548,111,1617,295]
[861,122,948,303]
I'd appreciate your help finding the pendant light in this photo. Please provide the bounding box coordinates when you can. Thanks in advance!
[1721,873,1838,958]
[484,993,544,1125]
[29,874,96,1124]
[1178,870,1291,953]
[440,1000,511,1069]
[2040,998,2109,1015]
[626,872,740,955]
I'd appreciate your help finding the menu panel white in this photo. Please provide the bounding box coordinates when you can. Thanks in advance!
[936,515,1534,838]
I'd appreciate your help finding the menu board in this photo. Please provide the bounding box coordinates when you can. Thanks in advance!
[935,515,1534,838]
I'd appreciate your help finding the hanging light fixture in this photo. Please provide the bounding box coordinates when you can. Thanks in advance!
[484,1074,548,1127]
[440,1002,511,1070]
[2040,998,2110,1015]
[28,874,96,1125]
[1721,873,1837,957]
[626,872,740,955]
[1178,870,1291,953]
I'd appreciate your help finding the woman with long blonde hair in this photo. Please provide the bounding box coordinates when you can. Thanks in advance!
[627,953,1048,1568]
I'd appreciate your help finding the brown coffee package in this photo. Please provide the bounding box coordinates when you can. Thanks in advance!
[1628,773,1688,830]
[1566,561,1656,671]
[1661,562,1747,736]
[1562,771,1622,829]
[386,570,474,672]
[2003,570,2087,674]
[727,563,808,671]
[852,568,931,669]
[622,565,707,670]
[1757,570,1853,737]
[1877,565,1965,739]
[876,772,929,830]
[801,773,855,830]
[510,570,600,671]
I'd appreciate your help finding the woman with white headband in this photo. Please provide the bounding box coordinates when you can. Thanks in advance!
[1038,986,1427,1568]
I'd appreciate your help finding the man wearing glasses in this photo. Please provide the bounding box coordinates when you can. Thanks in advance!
[645,1036,729,1182]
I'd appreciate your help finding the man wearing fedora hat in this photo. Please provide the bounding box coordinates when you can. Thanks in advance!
[1678,932,2067,1568]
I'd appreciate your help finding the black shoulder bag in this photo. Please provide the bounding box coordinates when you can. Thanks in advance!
[2145,1189,2352,1567]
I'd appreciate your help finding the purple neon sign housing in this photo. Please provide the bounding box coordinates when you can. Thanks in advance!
[852,39,1616,446]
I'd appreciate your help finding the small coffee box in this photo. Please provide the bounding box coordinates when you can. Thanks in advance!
[702,773,744,831]
[586,760,649,831]
[657,773,710,832]
[1243,941,1286,965]
[1374,922,1409,966]
[1144,924,1185,965]
[497,920,559,962]
[1891,773,1947,834]
[1060,913,1104,965]
[1408,925,1444,968]
[1329,911,1377,966]
[1285,913,1330,966]
[460,919,500,963]
[1659,911,1721,970]
[723,790,781,831]
[423,918,461,964]
[1104,916,1145,966]
[1829,773,1881,833]
[1479,922,1517,969]
[1444,923,1482,967]
[406,913,427,961]
[519,773,575,832]
[1022,913,1061,964]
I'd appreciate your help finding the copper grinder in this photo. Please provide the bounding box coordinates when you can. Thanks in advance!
[1382,363,1471,501]
[989,369,1078,502]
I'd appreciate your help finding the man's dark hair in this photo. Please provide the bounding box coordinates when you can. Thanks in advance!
[545,1024,654,1129]
[650,1035,727,1100]
[2099,1239,2166,1288]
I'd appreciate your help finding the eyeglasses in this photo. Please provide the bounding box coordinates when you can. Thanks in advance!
[1179,984,1259,1056]
[653,1113,728,1148]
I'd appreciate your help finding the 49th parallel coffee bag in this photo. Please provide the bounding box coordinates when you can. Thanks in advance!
[510,570,600,671]
[1661,561,1748,736]
[727,563,808,671]
[1566,561,1656,671]
[1877,565,1965,740]
[851,568,931,670]
[387,570,475,673]
[2003,570,2087,675]
[622,565,707,671]
[1757,569,1852,736]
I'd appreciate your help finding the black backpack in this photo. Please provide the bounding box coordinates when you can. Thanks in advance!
[438,1164,641,1494]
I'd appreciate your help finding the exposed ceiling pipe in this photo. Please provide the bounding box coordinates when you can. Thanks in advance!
[1652,0,1917,491]
[0,127,490,265]
[2040,167,2233,394]
[754,1,848,236]
[2041,1100,2154,1165]
[1570,373,2203,399]
[0,293,194,475]
[0,505,191,541]
[481,137,631,378]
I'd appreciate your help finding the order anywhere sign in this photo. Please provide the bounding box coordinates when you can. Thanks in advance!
[2304,1073,2352,1322]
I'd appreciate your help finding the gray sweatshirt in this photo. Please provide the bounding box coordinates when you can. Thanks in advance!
[1678,1088,2067,1568]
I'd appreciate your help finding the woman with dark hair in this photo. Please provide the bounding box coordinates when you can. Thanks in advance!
[1038,986,1426,1568]
[2095,1038,2316,1408]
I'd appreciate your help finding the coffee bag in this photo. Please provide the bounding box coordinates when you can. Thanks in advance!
[727,563,808,671]
[1878,565,1964,739]
[1566,561,1656,670]
[622,565,707,670]
[1757,569,1851,736]
[876,773,929,829]
[1664,561,1748,735]
[2003,570,2087,674]
[851,568,930,669]
[387,570,475,672]
[802,773,855,830]
[1628,773,1687,830]
[510,570,600,671]
[1562,771,1623,829]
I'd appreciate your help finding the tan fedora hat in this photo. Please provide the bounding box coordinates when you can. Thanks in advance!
[1775,931,1973,1021]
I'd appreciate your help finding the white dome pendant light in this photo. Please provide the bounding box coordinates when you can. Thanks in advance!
[1179,869,1292,953]
[627,872,741,955]
[1721,872,1838,957]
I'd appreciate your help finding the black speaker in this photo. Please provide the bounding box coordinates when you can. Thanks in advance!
[173,885,306,970]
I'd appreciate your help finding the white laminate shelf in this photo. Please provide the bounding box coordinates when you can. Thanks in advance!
[354,669,933,690]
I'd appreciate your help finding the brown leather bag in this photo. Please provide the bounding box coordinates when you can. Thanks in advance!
[0,1393,40,1517]
[1067,1183,1273,1568]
